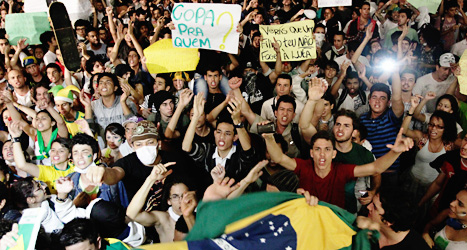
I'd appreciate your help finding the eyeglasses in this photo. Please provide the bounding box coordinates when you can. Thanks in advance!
[428,123,444,130]
[170,194,182,200]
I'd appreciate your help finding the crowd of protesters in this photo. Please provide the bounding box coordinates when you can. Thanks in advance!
[0,0,466,249]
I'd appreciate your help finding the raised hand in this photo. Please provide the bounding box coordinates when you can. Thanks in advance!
[8,120,22,138]
[203,177,240,201]
[243,160,267,184]
[148,162,175,182]
[79,89,91,107]
[181,191,198,217]
[307,77,326,101]
[424,91,436,101]
[55,177,74,195]
[272,37,280,54]
[192,93,205,119]
[210,164,225,182]
[116,23,124,41]
[105,6,113,16]
[386,128,414,153]
[228,76,242,90]
[410,95,420,109]
[17,38,28,51]
[227,97,242,123]
[178,89,194,107]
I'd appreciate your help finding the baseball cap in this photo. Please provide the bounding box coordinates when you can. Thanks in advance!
[132,120,159,142]
[439,53,456,67]
[23,56,37,67]
[122,116,144,127]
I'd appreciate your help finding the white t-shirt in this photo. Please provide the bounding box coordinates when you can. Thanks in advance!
[412,73,456,113]
[43,50,57,65]
[334,54,370,71]
[260,96,304,124]
[14,89,32,107]
[337,89,369,111]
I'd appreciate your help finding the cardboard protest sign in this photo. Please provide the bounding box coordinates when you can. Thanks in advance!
[259,20,316,62]
[7,208,42,250]
[5,12,50,45]
[457,50,467,95]
[171,3,241,54]
[318,0,352,8]
[408,0,442,14]
[144,39,199,74]
[24,0,92,27]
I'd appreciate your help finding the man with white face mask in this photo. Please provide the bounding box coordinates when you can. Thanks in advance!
[86,121,201,205]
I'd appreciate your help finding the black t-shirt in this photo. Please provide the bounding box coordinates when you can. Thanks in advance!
[193,124,215,145]
[113,150,211,202]
[373,231,431,250]
[204,93,226,115]
[26,74,49,88]
[241,73,273,115]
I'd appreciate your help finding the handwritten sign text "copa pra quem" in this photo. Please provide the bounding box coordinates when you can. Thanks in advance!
[171,3,241,54]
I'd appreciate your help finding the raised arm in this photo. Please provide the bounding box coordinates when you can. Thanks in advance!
[10,39,28,70]
[227,160,267,199]
[109,23,124,66]
[229,77,256,125]
[228,97,251,151]
[126,163,174,227]
[150,17,165,45]
[128,20,145,61]
[413,92,435,122]
[390,67,404,117]
[10,121,40,177]
[207,95,230,127]
[330,62,350,99]
[262,133,297,170]
[401,96,424,143]
[299,78,325,144]
[182,93,205,152]
[106,7,118,43]
[165,89,193,139]
[79,89,93,119]
[354,128,413,177]
[44,100,69,138]
[351,23,373,64]
[119,87,133,117]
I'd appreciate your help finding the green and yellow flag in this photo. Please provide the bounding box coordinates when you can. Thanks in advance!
[139,192,377,250]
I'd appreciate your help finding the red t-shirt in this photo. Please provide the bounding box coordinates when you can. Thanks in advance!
[294,158,356,208]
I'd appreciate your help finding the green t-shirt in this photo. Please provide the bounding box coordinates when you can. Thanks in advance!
[334,142,375,213]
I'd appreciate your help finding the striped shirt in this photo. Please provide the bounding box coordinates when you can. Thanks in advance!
[360,109,402,171]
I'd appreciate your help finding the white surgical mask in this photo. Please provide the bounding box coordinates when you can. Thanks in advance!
[314,33,325,47]
[136,146,158,165]
[75,162,96,174]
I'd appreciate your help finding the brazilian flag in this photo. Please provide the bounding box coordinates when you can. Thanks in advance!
[138,192,377,250]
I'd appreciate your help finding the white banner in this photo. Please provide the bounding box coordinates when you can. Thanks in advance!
[318,0,352,8]
[24,0,92,27]
[171,3,241,54]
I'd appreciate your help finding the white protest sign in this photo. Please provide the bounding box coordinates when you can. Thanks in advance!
[318,0,352,8]
[24,0,92,27]
[171,3,241,54]
[408,0,442,14]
